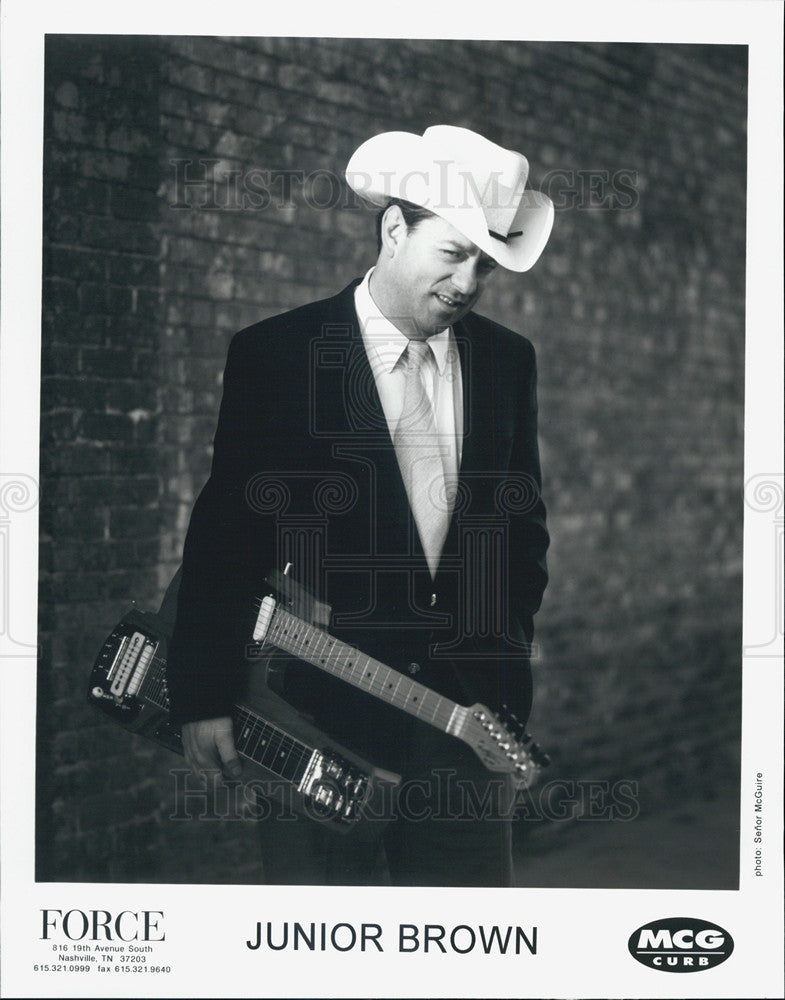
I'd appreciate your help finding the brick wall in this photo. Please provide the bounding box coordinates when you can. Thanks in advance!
[38,36,747,884]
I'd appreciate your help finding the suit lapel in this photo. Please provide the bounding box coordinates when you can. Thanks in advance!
[454,314,517,476]
[323,283,419,559]
[454,314,494,477]
[321,281,389,437]
[325,290,516,574]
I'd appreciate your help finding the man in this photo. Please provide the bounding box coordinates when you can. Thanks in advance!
[167,125,553,886]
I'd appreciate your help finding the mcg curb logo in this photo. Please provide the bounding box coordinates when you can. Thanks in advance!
[628,917,733,972]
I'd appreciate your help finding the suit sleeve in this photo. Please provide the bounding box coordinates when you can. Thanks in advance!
[166,329,276,724]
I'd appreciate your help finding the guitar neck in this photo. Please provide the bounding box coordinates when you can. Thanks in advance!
[266,606,463,737]
[138,649,313,783]
[252,595,549,787]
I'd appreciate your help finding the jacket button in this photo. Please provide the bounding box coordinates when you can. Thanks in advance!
[430,592,437,606]
[407,662,420,675]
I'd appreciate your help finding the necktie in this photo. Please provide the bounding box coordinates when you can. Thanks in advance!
[394,340,451,578]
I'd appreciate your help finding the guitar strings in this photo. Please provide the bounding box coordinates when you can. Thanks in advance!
[251,596,450,722]
[268,607,456,729]
[233,706,312,778]
[257,604,535,768]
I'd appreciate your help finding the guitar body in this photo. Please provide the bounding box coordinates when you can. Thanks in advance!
[88,608,400,835]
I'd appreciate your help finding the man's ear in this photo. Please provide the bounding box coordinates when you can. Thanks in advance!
[379,204,407,257]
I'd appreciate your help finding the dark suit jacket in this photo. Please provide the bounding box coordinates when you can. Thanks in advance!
[167,280,549,746]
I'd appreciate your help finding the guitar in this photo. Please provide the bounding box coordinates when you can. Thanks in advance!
[253,568,550,790]
[87,606,400,834]
[88,569,549,836]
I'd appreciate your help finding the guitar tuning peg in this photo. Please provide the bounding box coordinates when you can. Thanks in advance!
[539,752,552,767]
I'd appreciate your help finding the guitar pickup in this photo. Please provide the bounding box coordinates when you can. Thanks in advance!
[252,596,276,642]
[108,631,157,699]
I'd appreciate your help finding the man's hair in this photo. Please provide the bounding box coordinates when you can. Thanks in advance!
[375,198,436,252]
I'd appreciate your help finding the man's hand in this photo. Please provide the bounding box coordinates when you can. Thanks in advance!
[181,716,242,781]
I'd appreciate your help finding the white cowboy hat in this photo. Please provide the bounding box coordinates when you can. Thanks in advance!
[345,125,554,272]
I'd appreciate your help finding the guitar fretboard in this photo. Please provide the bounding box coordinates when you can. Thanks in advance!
[233,706,312,783]
[140,651,311,783]
[266,606,458,734]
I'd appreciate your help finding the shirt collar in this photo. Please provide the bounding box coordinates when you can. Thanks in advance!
[354,267,453,375]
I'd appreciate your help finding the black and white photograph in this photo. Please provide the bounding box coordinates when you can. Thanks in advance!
[1,2,782,998]
[34,32,747,889]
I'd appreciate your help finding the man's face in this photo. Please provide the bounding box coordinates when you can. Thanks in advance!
[382,212,498,339]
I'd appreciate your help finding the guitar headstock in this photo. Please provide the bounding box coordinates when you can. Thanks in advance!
[460,703,551,789]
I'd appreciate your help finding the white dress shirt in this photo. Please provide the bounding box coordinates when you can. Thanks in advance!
[354,268,464,486]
